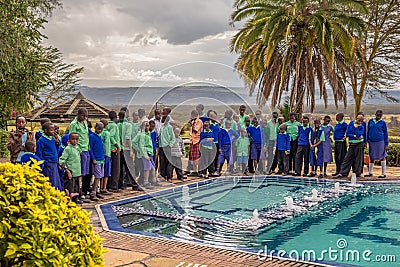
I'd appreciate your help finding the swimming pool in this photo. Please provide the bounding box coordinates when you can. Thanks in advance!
[98,177,400,266]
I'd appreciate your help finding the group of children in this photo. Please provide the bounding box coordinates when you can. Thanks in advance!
[7,105,389,204]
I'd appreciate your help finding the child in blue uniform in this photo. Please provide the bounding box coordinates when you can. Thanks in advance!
[247,117,264,174]
[294,117,313,176]
[275,124,290,175]
[36,122,63,190]
[309,119,325,178]
[89,122,105,201]
[333,113,348,176]
[200,120,215,178]
[20,141,44,170]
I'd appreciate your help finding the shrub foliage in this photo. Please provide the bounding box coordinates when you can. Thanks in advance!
[0,162,105,266]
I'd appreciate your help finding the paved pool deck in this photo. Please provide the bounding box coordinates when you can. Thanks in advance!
[90,167,400,267]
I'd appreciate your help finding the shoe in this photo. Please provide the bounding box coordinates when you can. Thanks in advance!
[333,174,343,178]
[364,173,373,177]
[255,171,261,175]
[318,174,323,179]
[324,173,328,177]
[276,172,283,175]
[283,173,288,176]
[204,174,209,179]
[109,188,121,193]
[302,173,308,177]
[132,185,144,191]
[211,171,220,177]
[187,172,199,177]
[100,190,112,195]
[331,173,339,176]
[378,174,386,178]
[96,193,104,199]
[90,194,99,201]
[307,172,316,177]
[293,173,301,176]
[143,183,155,189]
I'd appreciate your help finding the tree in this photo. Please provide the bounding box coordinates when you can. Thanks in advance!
[0,0,61,118]
[349,0,400,116]
[230,0,366,114]
[38,47,84,107]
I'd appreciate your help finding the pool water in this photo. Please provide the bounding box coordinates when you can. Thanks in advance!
[104,177,400,266]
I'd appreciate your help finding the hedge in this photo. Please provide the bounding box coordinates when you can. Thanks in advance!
[0,129,9,158]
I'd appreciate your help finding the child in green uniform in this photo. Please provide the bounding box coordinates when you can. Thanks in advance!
[236,128,251,175]
[100,118,112,195]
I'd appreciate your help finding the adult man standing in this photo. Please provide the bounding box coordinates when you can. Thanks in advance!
[265,112,278,172]
[285,113,301,174]
[107,111,121,192]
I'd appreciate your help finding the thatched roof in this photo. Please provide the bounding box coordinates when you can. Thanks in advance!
[28,92,110,122]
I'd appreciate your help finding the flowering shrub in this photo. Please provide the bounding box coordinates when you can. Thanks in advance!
[0,162,105,266]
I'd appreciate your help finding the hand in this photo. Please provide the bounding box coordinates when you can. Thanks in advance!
[67,170,72,180]
[219,149,222,153]
[130,150,134,158]
[145,156,150,160]
[93,159,97,165]
[285,151,290,155]
[385,146,388,151]
[263,146,267,152]
[54,134,59,142]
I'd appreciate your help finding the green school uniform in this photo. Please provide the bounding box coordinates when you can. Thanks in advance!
[59,144,82,177]
[159,123,175,148]
[119,119,132,151]
[285,120,301,141]
[107,121,120,150]
[265,119,278,143]
[101,129,111,157]
[69,118,89,151]
[132,131,153,159]
[236,136,250,157]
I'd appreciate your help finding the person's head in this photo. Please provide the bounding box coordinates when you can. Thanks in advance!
[357,111,364,116]
[225,119,232,129]
[375,110,383,121]
[94,122,104,134]
[239,105,246,116]
[255,110,262,119]
[232,114,239,123]
[245,116,251,127]
[69,132,79,146]
[162,107,172,115]
[16,116,27,130]
[323,115,331,125]
[141,121,150,133]
[279,124,287,133]
[118,111,125,121]
[42,122,54,136]
[302,116,309,127]
[240,127,247,137]
[191,110,198,119]
[53,124,60,135]
[149,120,156,131]
[262,118,268,127]
[224,109,233,119]
[161,114,170,124]
[208,110,217,120]
[278,116,284,124]
[154,109,162,120]
[289,112,296,122]
[77,108,88,122]
[109,111,117,122]
[356,114,364,124]
[203,120,210,130]
[174,128,181,137]
[252,117,258,127]
[24,141,36,153]
[100,118,108,129]
[314,118,321,129]
[120,107,128,113]
[138,109,146,119]
[336,112,344,122]
[272,112,278,120]
[132,112,139,123]
[196,104,204,115]
[40,117,51,127]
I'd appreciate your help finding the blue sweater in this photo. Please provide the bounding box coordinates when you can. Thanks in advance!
[36,135,59,164]
[367,119,388,146]
[276,133,290,151]
[210,122,219,143]
[89,132,105,161]
[150,131,157,150]
[346,121,364,142]
[246,125,263,144]
[21,153,44,170]
[227,129,239,144]
[298,125,313,146]
[333,121,348,141]
[200,129,214,147]
[218,128,232,148]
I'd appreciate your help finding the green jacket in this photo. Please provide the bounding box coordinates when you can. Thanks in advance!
[159,123,175,148]
[119,119,132,151]
[69,118,89,151]
[107,121,120,150]
[59,144,82,177]
[101,129,111,157]
[264,119,278,143]
[285,120,301,141]
[132,131,153,159]
[236,136,250,157]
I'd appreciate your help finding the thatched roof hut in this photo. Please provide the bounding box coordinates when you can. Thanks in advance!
[28,92,110,122]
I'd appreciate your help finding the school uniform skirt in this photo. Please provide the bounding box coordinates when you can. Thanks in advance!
[43,162,63,191]
[189,143,201,161]
[309,145,324,167]
[250,143,262,160]
[368,141,387,161]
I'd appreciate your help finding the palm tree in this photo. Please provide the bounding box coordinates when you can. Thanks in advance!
[230,0,367,114]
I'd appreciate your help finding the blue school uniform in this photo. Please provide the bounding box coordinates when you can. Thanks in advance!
[20,152,44,170]
[309,128,324,167]
[200,129,214,148]
[276,133,290,151]
[89,132,105,162]
[36,135,63,190]
[247,125,263,160]
[298,125,313,146]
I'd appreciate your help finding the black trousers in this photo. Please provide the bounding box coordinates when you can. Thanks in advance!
[82,163,92,194]
[135,155,144,185]
[120,151,136,188]
[340,142,364,177]
[277,150,289,174]
[159,146,172,179]
[270,152,278,172]
[266,140,275,171]
[334,141,347,174]
[289,139,298,172]
[214,144,221,172]
[200,146,215,174]
[171,156,184,179]
[295,145,310,175]
[108,151,120,190]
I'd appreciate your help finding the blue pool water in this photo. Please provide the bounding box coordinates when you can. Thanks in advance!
[100,177,400,266]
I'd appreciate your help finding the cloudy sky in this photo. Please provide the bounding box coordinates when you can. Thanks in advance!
[43,0,245,87]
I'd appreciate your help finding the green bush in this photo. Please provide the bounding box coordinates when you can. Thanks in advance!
[389,136,400,144]
[387,144,400,167]
[0,129,9,158]
[0,162,105,266]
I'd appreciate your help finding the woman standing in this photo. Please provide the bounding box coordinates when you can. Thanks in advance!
[320,116,334,177]
[365,110,389,178]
